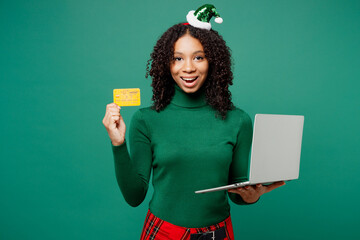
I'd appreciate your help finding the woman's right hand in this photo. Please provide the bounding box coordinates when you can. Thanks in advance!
[102,103,126,146]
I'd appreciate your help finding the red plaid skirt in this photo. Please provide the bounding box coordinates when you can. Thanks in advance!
[140,209,234,240]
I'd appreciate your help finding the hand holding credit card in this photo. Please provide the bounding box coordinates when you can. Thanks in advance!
[113,88,141,106]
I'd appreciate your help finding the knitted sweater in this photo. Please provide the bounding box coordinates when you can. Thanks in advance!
[111,84,254,228]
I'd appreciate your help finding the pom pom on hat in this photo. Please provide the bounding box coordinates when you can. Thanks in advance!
[215,17,223,24]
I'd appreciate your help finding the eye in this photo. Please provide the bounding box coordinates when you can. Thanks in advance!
[174,57,182,61]
[194,56,204,61]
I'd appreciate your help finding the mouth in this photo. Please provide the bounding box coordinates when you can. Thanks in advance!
[181,76,198,83]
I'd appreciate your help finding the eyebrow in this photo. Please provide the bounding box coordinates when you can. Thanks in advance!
[174,50,205,54]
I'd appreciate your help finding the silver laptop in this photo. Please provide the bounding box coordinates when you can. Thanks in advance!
[195,114,304,194]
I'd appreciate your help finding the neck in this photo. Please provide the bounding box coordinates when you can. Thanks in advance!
[171,84,207,108]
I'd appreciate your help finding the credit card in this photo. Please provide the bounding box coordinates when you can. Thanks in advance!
[113,88,141,106]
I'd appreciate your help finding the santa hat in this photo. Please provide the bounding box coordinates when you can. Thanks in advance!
[186,4,223,30]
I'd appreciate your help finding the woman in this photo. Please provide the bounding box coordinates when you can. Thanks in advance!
[103,5,284,240]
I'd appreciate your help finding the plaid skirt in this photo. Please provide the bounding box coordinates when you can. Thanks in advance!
[140,209,234,240]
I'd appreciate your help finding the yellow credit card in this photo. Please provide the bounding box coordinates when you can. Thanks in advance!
[113,88,141,106]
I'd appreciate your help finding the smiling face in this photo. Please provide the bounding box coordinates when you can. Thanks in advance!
[170,34,209,94]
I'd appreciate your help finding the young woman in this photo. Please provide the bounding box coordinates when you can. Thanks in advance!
[103,5,284,240]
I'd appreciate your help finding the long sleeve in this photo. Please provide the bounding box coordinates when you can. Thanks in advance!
[111,109,152,207]
[227,111,258,205]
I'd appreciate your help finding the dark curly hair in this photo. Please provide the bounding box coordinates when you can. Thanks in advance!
[146,23,234,119]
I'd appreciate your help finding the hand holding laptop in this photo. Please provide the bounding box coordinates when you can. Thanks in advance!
[227,181,286,203]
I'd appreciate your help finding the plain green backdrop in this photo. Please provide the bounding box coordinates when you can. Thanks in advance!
[1,0,359,239]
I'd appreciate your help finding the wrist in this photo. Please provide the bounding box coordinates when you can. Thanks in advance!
[243,196,260,204]
[111,140,124,146]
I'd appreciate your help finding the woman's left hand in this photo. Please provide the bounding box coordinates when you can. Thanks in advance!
[228,181,286,203]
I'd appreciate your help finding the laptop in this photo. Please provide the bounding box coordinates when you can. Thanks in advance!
[195,114,304,194]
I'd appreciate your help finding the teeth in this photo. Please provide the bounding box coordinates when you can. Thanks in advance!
[182,77,197,81]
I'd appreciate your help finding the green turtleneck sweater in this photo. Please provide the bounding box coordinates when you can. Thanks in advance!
[111,84,254,228]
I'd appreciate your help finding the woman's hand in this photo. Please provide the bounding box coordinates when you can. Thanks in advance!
[102,103,126,146]
[228,181,286,203]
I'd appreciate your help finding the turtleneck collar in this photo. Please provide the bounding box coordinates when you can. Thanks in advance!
[171,84,207,108]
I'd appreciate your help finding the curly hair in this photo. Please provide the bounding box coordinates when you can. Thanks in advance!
[146,23,234,119]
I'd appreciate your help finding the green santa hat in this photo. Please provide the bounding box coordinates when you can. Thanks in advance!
[186,4,223,30]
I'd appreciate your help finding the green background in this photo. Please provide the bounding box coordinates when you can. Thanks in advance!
[1,0,359,239]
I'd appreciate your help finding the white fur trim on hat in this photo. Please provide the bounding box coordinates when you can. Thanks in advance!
[186,10,211,30]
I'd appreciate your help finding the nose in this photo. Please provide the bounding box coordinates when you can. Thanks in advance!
[183,59,195,73]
